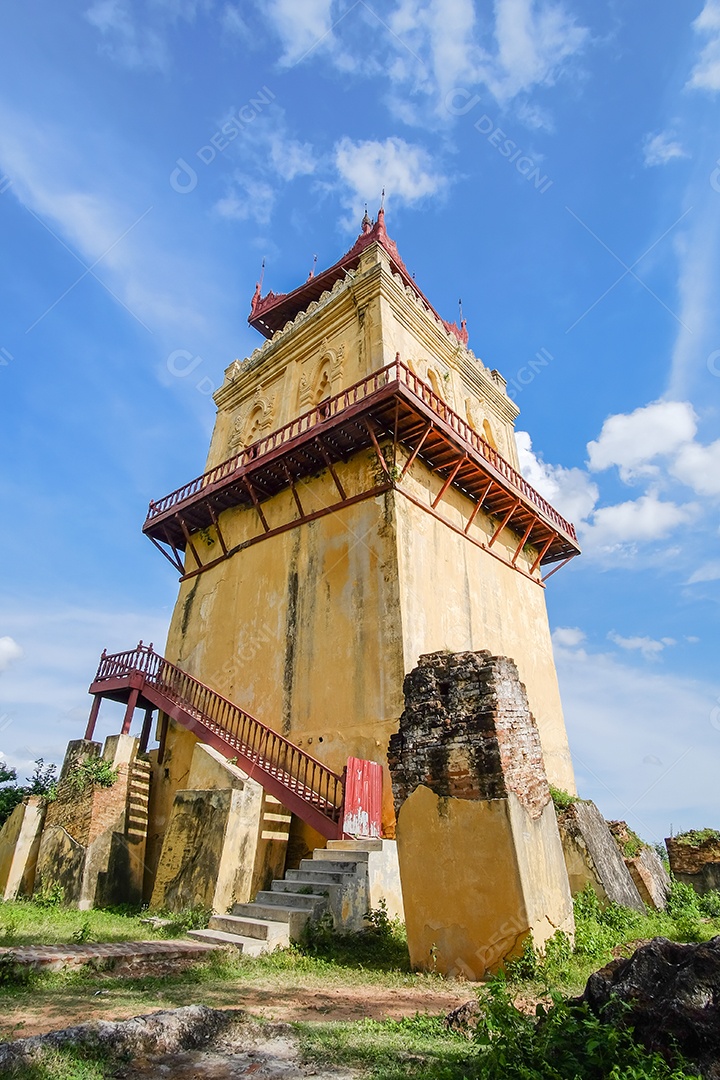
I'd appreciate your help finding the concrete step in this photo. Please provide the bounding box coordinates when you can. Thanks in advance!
[327,839,383,852]
[312,849,371,865]
[186,929,268,956]
[291,864,356,884]
[208,913,288,943]
[255,890,326,912]
[306,857,366,876]
[271,878,339,900]
[231,902,314,940]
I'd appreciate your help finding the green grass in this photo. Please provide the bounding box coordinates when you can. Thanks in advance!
[297,985,701,1079]
[2,1046,114,1080]
[0,900,207,948]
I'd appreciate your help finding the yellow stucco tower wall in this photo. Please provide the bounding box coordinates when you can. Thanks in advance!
[152,232,576,883]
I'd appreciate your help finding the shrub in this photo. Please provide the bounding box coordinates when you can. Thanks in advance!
[549,786,577,811]
[674,828,720,847]
[66,757,118,794]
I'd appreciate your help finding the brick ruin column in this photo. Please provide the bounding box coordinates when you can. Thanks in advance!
[388,650,574,978]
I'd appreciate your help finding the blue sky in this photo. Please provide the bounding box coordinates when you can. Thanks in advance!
[1,0,719,845]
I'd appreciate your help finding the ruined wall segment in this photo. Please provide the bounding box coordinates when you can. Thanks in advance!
[389,650,573,978]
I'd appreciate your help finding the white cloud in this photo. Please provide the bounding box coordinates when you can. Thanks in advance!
[334,136,446,214]
[552,626,586,649]
[215,175,275,224]
[489,0,589,102]
[516,430,598,525]
[269,136,316,181]
[688,561,720,584]
[556,642,720,840]
[86,0,168,71]
[0,637,23,674]
[687,0,720,93]
[642,131,688,167]
[608,632,676,661]
[671,438,720,496]
[266,0,334,66]
[221,4,250,37]
[587,400,697,481]
[580,493,698,552]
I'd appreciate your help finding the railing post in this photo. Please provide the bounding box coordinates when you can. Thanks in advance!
[84,695,101,741]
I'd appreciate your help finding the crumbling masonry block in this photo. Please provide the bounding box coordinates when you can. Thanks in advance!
[388,650,573,978]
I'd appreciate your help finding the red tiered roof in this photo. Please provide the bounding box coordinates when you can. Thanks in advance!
[248,207,469,346]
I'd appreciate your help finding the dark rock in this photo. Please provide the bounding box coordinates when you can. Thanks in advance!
[581,936,720,1078]
[0,1005,239,1071]
[445,998,480,1036]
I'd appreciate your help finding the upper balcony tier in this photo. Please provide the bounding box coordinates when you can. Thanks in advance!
[143,360,580,580]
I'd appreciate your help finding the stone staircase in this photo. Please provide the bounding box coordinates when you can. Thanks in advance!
[187,839,382,956]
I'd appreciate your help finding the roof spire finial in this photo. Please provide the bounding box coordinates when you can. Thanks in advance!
[361,202,372,234]
[307,253,318,280]
[376,189,387,237]
[458,298,469,345]
[250,257,266,315]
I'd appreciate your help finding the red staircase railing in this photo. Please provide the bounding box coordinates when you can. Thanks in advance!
[87,644,347,839]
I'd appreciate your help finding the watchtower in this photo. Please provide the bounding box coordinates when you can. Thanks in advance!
[141,208,580,874]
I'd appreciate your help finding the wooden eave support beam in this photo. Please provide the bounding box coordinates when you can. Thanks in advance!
[528,534,555,576]
[464,480,495,534]
[243,475,270,532]
[400,421,433,479]
[179,517,203,569]
[281,460,305,518]
[207,502,228,557]
[148,534,185,575]
[488,499,520,548]
[542,554,577,582]
[511,517,539,567]
[432,455,466,508]
[364,418,391,477]
[314,436,347,500]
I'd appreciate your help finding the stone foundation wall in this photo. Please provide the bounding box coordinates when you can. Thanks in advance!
[667,836,720,895]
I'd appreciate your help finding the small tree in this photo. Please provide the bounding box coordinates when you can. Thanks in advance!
[0,758,59,827]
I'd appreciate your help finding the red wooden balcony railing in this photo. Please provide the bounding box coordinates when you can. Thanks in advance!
[145,359,578,544]
[86,643,347,839]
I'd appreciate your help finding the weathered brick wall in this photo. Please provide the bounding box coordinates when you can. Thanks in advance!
[388,650,550,819]
[44,781,95,846]
[44,765,134,848]
[667,837,720,876]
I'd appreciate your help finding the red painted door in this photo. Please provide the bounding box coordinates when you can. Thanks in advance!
[342,757,382,838]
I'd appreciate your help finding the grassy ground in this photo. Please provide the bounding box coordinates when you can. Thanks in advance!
[1,884,718,1078]
[0,900,201,947]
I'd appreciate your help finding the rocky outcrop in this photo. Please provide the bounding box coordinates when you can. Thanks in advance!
[608,821,670,911]
[556,801,645,911]
[667,835,720,896]
[0,1005,237,1072]
[582,936,720,1079]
